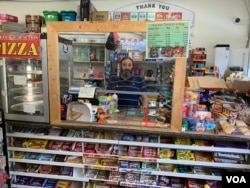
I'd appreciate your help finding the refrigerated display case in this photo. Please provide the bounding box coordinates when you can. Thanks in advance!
[0,33,49,123]
[59,33,107,90]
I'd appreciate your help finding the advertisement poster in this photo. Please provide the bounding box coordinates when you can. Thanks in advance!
[146,21,190,59]
[0,33,41,59]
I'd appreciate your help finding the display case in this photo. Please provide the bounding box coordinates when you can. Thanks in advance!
[5,121,250,187]
[60,33,107,89]
[46,21,187,132]
[0,33,49,123]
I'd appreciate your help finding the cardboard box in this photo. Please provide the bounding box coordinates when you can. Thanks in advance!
[0,14,18,23]
[223,69,250,92]
[227,79,250,92]
[91,11,110,21]
[0,22,25,32]
[25,15,44,33]
[188,76,228,90]
[188,71,250,92]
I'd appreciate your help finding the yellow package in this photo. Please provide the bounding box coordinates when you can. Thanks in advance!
[100,158,118,166]
[55,180,71,188]
[12,151,26,159]
[22,139,48,149]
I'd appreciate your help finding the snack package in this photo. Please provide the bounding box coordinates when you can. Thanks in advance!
[96,170,109,179]
[15,176,32,185]
[22,139,48,149]
[142,146,158,158]
[13,163,28,172]
[177,150,195,161]
[84,169,98,178]
[42,179,58,187]
[141,162,157,170]
[109,171,124,181]
[158,176,171,186]
[65,156,82,163]
[55,180,71,188]
[140,174,157,185]
[39,165,52,174]
[125,173,140,183]
[97,96,112,118]
[159,148,175,159]
[158,163,174,172]
[12,151,26,159]
[59,167,73,176]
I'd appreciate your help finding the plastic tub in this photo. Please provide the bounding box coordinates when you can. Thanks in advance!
[60,11,76,21]
[43,11,61,23]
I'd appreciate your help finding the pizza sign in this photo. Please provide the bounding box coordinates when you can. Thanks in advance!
[0,33,40,59]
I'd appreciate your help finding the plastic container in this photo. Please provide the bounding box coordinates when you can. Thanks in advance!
[43,11,61,23]
[60,11,76,21]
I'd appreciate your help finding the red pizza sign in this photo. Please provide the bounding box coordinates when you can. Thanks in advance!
[0,33,40,59]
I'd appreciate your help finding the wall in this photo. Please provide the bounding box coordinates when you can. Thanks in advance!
[0,0,250,66]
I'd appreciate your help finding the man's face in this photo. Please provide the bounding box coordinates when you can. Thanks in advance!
[120,58,133,80]
[121,58,133,72]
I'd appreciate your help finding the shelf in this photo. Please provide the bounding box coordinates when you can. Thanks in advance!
[7,133,250,154]
[7,70,43,75]
[9,158,83,168]
[84,164,118,171]
[9,171,89,182]
[157,159,250,169]
[6,133,119,144]
[74,77,104,80]
[83,153,119,159]
[6,126,250,187]
[119,156,157,162]
[192,50,207,54]
[88,178,119,185]
[191,68,206,71]
[73,61,105,64]
[119,170,221,181]
[8,147,83,156]
[192,60,206,62]
[120,182,170,188]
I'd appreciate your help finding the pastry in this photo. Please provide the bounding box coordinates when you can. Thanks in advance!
[235,120,248,127]
[219,120,236,134]
[238,127,250,135]
[70,111,82,120]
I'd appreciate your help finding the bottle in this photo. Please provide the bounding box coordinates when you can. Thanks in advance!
[111,93,118,110]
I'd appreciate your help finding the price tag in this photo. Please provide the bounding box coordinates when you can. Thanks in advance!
[14,75,26,85]
[23,103,36,114]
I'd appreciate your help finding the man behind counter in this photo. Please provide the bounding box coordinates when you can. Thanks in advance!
[107,56,148,109]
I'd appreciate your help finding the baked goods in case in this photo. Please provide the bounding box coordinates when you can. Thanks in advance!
[235,120,250,135]
[219,120,236,134]
[70,110,82,120]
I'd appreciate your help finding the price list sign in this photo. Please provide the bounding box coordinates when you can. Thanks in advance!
[146,21,190,59]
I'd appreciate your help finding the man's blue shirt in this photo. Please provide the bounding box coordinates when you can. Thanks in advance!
[107,74,147,108]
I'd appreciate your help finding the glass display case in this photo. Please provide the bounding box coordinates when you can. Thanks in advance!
[0,36,49,123]
[58,31,177,127]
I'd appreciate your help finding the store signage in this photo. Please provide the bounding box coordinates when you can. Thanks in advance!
[110,0,195,26]
[0,33,40,59]
[146,21,190,59]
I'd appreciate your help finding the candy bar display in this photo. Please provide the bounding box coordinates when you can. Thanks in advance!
[5,124,250,187]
